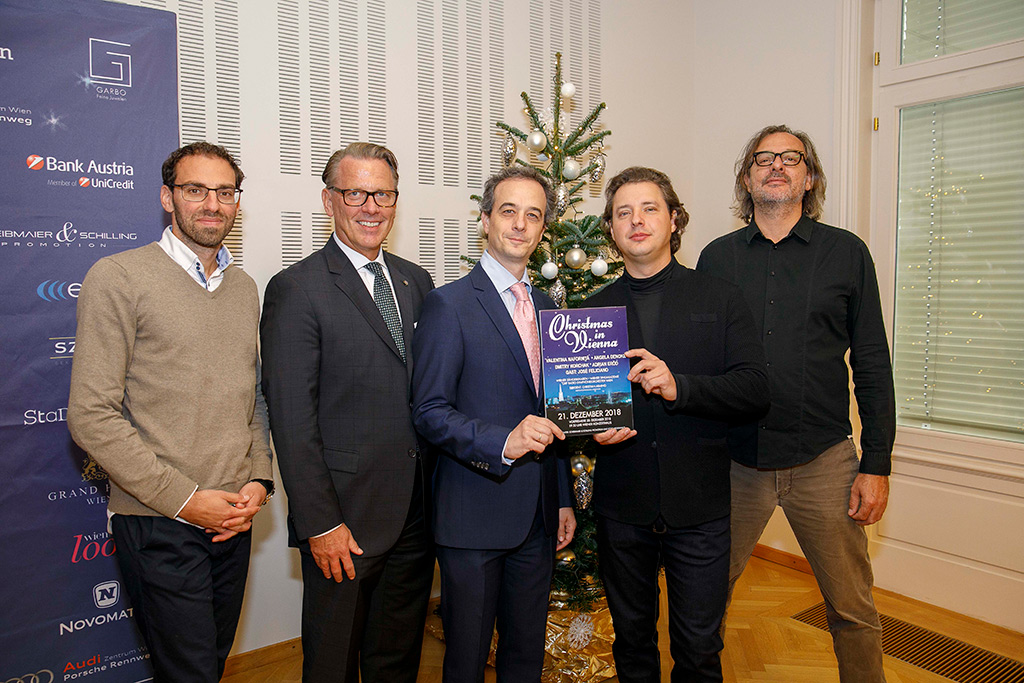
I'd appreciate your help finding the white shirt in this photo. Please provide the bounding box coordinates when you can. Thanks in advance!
[333,233,403,325]
[157,226,234,292]
[479,249,534,318]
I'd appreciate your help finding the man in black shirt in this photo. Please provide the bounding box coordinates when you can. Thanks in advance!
[589,167,769,682]
[697,125,896,682]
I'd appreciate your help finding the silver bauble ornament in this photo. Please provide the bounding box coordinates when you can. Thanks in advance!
[562,158,581,181]
[526,130,547,152]
[541,260,558,280]
[565,246,587,269]
[554,185,569,216]
[574,469,593,509]
[537,153,548,162]
[590,154,606,183]
[570,454,589,476]
[560,81,576,98]
[501,133,516,167]
[549,279,567,308]
[555,548,576,565]
[590,256,608,277]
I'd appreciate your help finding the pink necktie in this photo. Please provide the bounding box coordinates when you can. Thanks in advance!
[510,282,541,394]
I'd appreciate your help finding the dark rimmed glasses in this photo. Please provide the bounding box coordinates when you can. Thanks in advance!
[172,183,242,204]
[752,150,805,167]
[327,187,399,208]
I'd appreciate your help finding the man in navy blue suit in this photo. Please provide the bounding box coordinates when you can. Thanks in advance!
[412,165,575,683]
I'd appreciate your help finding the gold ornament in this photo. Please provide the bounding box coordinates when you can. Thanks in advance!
[426,596,618,683]
[565,246,587,269]
[555,548,576,565]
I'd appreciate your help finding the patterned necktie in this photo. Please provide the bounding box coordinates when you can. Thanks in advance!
[364,261,406,364]
[510,282,541,393]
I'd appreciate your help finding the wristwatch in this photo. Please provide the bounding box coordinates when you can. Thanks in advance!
[250,478,275,506]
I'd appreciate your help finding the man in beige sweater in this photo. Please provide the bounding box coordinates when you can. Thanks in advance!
[68,141,273,683]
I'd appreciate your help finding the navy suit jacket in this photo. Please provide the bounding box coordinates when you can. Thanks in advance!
[412,263,571,550]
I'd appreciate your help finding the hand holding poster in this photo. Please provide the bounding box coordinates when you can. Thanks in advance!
[539,307,633,436]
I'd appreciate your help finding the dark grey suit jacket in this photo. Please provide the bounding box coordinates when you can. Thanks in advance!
[261,238,434,555]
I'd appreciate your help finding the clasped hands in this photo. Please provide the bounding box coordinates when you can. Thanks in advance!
[178,481,268,542]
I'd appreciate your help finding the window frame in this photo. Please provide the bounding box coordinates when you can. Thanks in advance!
[870,0,1024,464]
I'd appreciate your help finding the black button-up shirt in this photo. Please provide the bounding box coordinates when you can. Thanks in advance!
[697,216,895,475]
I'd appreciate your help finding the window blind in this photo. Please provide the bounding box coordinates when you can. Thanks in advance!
[902,0,1024,63]
[894,87,1024,443]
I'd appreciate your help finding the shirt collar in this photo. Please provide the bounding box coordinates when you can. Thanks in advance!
[480,249,531,295]
[746,215,815,244]
[158,226,233,273]
[333,232,387,272]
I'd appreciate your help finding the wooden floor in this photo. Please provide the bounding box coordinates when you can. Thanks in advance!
[222,555,1024,682]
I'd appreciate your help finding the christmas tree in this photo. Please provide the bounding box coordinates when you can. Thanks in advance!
[472,52,619,612]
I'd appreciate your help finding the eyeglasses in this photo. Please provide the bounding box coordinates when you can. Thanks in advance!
[752,150,805,167]
[327,187,399,208]
[172,184,242,204]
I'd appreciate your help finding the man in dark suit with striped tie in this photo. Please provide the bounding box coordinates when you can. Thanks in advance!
[261,142,435,683]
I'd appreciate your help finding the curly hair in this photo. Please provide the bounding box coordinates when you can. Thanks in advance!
[601,166,689,255]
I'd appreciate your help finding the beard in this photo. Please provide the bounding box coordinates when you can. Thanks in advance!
[173,204,235,249]
[750,172,806,210]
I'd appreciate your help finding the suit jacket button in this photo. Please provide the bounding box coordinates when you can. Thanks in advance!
[408,448,419,458]
[651,441,657,449]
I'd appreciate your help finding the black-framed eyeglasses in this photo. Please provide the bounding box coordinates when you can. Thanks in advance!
[172,183,242,204]
[327,187,399,208]
[752,150,805,167]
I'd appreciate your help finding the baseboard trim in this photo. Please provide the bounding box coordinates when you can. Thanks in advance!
[752,543,813,575]
[223,637,301,677]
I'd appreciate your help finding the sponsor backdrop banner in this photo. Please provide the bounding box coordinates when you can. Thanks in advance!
[0,0,177,680]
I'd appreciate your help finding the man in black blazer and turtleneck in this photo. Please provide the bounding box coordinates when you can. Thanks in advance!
[586,167,769,683]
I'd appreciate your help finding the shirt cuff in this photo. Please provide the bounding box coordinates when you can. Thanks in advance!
[312,523,344,539]
[173,485,199,519]
[500,432,514,467]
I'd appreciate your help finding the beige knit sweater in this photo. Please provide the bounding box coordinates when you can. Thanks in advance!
[68,242,272,518]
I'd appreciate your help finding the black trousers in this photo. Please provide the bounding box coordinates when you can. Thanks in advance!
[597,513,730,683]
[112,514,251,683]
[435,506,554,683]
[300,475,434,683]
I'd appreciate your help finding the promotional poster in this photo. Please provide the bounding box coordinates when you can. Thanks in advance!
[539,306,633,436]
[0,0,178,680]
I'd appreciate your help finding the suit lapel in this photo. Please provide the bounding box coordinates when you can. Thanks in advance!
[323,239,404,363]
[469,264,537,397]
